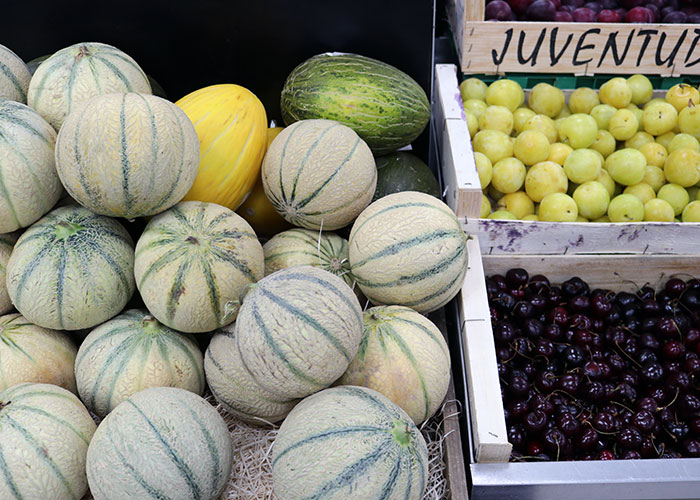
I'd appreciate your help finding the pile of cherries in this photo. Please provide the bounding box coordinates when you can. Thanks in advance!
[488,268,700,461]
[485,0,700,24]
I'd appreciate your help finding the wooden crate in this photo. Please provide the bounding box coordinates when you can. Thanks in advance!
[458,235,700,465]
[446,0,700,76]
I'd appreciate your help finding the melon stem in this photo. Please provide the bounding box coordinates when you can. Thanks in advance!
[392,419,411,446]
[141,315,160,333]
[55,221,84,240]
[0,401,8,412]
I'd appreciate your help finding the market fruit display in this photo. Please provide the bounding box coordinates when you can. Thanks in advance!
[0,43,30,103]
[205,323,299,424]
[0,383,96,499]
[6,205,135,330]
[55,92,199,219]
[86,387,233,500]
[27,42,151,130]
[235,266,363,399]
[338,305,451,424]
[75,309,205,418]
[488,268,700,460]
[176,84,268,211]
[261,118,377,230]
[374,151,441,201]
[280,52,430,155]
[0,233,15,314]
[0,313,77,391]
[134,201,264,333]
[272,385,429,500]
[0,100,62,233]
[349,191,468,313]
[464,75,700,222]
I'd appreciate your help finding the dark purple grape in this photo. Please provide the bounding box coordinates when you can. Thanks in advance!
[592,412,617,433]
[494,321,517,344]
[513,301,535,319]
[665,371,691,392]
[535,338,555,358]
[529,393,555,415]
[581,381,606,402]
[489,275,508,290]
[486,0,515,20]
[683,440,700,457]
[509,374,531,397]
[543,323,563,341]
[548,306,569,326]
[621,370,639,388]
[591,295,612,317]
[621,449,642,459]
[508,400,531,420]
[632,410,656,433]
[547,287,563,307]
[557,373,581,395]
[508,424,527,448]
[535,371,556,393]
[583,1,602,12]
[641,362,665,385]
[665,421,690,441]
[569,295,591,312]
[573,329,594,347]
[506,268,529,288]
[526,0,557,19]
[527,274,550,293]
[618,383,637,403]
[605,352,627,372]
[555,413,581,436]
[494,292,517,314]
[522,318,544,339]
[639,332,661,350]
[562,345,585,367]
[524,410,549,433]
[678,394,700,415]
[663,340,686,359]
[637,349,659,365]
[543,427,569,455]
[497,346,514,362]
[577,427,599,450]
[685,328,700,347]
[617,426,643,449]
[649,387,671,406]
[666,278,687,297]
[641,298,661,316]
[562,277,589,298]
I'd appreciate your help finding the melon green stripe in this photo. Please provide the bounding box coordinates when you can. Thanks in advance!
[135,93,159,194]
[401,266,465,310]
[64,57,83,113]
[119,94,134,211]
[340,385,398,418]
[159,334,204,390]
[277,120,305,204]
[295,137,361,210]
[55,245,68,329]
[403,452,413,500]
[377,450,403,500]
[81,237,131,294]
[126,400,201,500]
[74,324,134,367]
[92,55,134,90]
[150,104,187,213]
[383,323,430,422]
[10,405,90,445]
[169,205,194,231]
[133,337,153,395]
[211,229,257,240]
[167,256,193,321]
[272,426,386,467]
[289,123,341,201]
[198,254,221,325]
[4,415,78,499]
[171,395,222,495]
[105,430,170,500]
[0,163,21,227]
[354,244,465,288]
[303,172,376,217]
[87,58,102,94]
[87,334,138,410]
[0,335,34,362]
[413,447,427,497]
[0,134,47,194]
[134,237,179,258]
[259,287,350,361]
[73,104,105,211]
[205,211,233,231]
[8,389,79,405]
[28,59,65,106]
[392,316,449,358]
[270,271,361,325]
[0,107,50,145]
[96,50,148,82]
[249,304,325,391]
[355,330,370,362]
[14,242,55,308]
[0,62,26,101]
[96,228,134,247]
[137,245,188,288]
[351,229,463,269]
[305,438,395,500]
[351,202,456,237]
[265,249,320,262]
[209,245,257,282]
[194,202,207,230]
[0,441,22,500]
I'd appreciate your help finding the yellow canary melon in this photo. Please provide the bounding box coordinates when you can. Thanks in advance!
[176,84,268,211]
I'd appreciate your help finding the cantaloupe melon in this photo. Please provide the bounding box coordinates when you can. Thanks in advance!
[272,385,429,500]
[349,191,468,313]
[86,387,233,500]
[27,42,151,130]
[205,323,298,425]
[338,305,451,424]
[0,313,77,392]
[0,383,96,500]
[0,100,62,234]
[54,92,199,219]
[235,266,363,399]
[6,205,136,330]
[135,201,264,333]
[261,119,377,230]
[0,44,30,103]
[75,309,205,418]
[0,233,16,314]
[176,84,268,211]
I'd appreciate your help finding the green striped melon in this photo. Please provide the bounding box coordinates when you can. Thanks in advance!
[236,266,363,399]
[135,201,264,333]
[281,52,430,155]
[0,313,77,392]
[338,305,451,424]
[86,386,233,500]
[272,385,428,500]
[349,191,468,313]
[0,100,62,234]
[261,119,376,230]
[27,42,151,130]
[0,383,97,500]
[75,309,205,418]
[55,92,199,219]
[205,323,298,425]
[0,233,17,314]
[0,44,30,103]
[6,205,136,330]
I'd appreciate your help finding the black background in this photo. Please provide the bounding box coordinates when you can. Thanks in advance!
[2,0,436,152]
